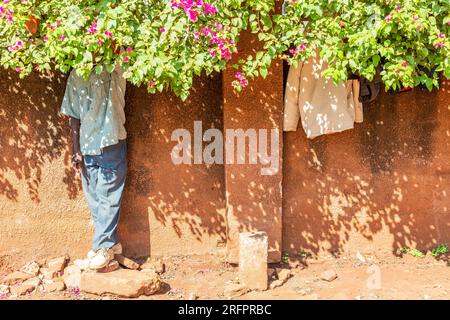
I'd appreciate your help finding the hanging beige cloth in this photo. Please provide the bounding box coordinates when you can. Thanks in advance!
[284,50,363,138]
[351,79,364,123]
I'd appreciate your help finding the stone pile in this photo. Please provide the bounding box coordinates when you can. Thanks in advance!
[0,255,69,298]
[1,254,164,299]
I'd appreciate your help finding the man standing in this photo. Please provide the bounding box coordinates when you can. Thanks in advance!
[61,64,127,270]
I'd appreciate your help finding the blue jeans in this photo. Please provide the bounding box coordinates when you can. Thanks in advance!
[81,140,127,251]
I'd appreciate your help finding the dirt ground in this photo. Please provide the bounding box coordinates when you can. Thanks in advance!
[1,252,449,300]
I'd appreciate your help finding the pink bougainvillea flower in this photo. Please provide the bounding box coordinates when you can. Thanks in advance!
[15,67,21,72]
[160,28,166,32]
[126,47,133,53]
[439,33,445,38]
[193,31,200,41]
[104,30,113,38]
[187,9,198,22]
[235,72,244,80]
[204,3,217,15]
[43,36,48,42]
[149,80,155,89]
[413,15,419,21]
[123,57,129,63]
[401,61,408,67]
[97,39,103,45]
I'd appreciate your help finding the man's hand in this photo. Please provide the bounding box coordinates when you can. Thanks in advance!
[69,116,82,171]
[71,152,83,170]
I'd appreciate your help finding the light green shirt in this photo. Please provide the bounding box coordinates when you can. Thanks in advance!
[60,66,127,156]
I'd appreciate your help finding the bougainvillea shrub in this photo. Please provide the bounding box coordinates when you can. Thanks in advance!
[237,0,450,92]
[1,0,449,100]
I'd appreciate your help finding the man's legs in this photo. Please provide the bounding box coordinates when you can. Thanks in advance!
[81,157,100,251]
[92,140,128,252]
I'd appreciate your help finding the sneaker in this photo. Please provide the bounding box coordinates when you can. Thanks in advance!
[87,250,97,259]
[87,243,122,259]
[89,248,114,270]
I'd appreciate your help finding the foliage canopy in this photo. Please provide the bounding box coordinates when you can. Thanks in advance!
[1,0,449,100]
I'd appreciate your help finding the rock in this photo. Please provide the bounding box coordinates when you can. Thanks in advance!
[267,268,276,280]
[47,256,69,273]
[295,287,313,296]
[1,271,33,285]
[0,284,9,295]
[356,251,366,263]
[269,280,284,289]
[96,260,120,273]
[115,254,140,270]
[320,270,338,282]
[20,261,40,276]
[22,277,41,288]
[276,268,292,283]
[80,269,161,298]
[239,232,268,291]
[40,267,58,280]
[187,292,198,300]
[224,283,250,298]
[287,258,302,269]
[303,293,320,300]
[44,280,66,293]
[9,283,35,296]
[140,259,165,274]
[62,265,82,289]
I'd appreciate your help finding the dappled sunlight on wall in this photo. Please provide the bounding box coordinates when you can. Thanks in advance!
[283,81,450,256]
[120,74,227,258]
[0,70,80,202]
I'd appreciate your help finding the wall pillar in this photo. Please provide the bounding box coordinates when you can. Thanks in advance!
[222,30,284,263]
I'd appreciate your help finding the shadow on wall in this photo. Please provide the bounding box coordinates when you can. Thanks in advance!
[0,69,227,259]
[283,82,450,256]
[0,70,80,202]
[119,74,227,257]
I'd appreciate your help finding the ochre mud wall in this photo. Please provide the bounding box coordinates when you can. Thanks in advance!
[121,74,226,258]
[283,80,450,256]
[0,70,226,267]
[223,30,283,264]
[1,66,449,268]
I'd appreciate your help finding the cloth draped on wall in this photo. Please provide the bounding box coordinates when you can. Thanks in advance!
[284,50,363,138]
